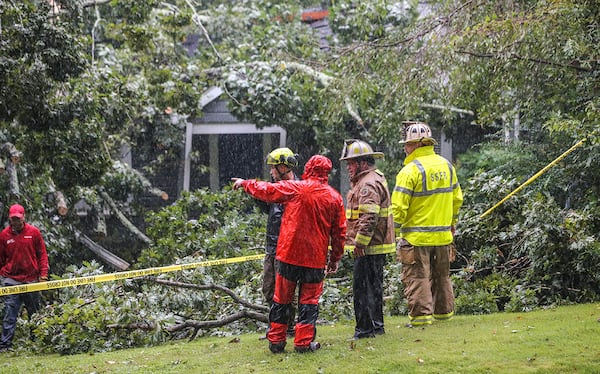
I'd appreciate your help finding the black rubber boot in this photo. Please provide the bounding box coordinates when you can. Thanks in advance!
[269,341,286,354]
[294,341,321,353]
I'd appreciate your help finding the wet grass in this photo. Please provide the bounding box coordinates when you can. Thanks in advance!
[1,303,599,373]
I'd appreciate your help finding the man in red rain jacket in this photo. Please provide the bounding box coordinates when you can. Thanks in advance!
[232,155,346,354]
[0,204,49,352]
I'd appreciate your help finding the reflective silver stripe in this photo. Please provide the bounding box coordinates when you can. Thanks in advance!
[393,185,413,195]
[401,226,451,233]
[396,159,457,196]
[446,159,454,187]
[413,160,428,192]
[412,187,454,196]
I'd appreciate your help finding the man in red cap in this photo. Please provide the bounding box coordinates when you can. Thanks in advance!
[0,204,49,352]
[232,155,346,354]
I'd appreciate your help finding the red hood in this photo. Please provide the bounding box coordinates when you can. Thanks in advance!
[302,155,332,183]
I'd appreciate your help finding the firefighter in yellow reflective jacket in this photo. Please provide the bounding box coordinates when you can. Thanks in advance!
[391,122,463,327]
[340,139,396,340]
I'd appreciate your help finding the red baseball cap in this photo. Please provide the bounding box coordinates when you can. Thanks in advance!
[8,204,25,219]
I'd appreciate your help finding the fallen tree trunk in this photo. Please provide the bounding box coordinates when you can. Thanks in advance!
[1,142,21,199]
[107,310,268,331]
[74,230,130,270]
[168,310,268,331]
[100,190,152,245]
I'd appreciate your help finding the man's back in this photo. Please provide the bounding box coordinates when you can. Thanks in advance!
[392,146,462,246]
[240,178,346,269]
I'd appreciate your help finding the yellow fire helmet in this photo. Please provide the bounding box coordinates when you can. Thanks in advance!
[339,139,384,161]
[265,147,298,168]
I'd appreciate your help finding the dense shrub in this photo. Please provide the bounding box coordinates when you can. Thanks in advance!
[454,141,600,312]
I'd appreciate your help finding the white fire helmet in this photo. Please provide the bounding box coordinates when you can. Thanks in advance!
[400,121,438,145]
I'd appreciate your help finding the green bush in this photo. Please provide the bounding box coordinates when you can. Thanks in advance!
[455,141,600,311]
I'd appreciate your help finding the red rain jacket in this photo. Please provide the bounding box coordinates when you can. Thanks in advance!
[0,223,49,283]
[240,156,346,269]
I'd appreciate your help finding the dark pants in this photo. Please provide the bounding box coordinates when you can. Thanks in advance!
[1,278,41,349]
[262,253,277,303]
[353,254,386,338]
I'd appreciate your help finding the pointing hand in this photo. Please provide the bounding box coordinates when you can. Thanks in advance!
[231,178,245,190]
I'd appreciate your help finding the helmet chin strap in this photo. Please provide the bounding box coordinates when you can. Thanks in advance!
[274,165,289,180]
[356,159,368,173]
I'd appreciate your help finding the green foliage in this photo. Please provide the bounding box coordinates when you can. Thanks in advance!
[140,188,266,268]
[453,273,539,314]
[455,140,600,311]
[330,0,419,43]
[454,275,501,315]
[383,261,407,316]
[441,0,597,127]
[0,1,109,190]
[320,282,353,320]
[33,262,170,355]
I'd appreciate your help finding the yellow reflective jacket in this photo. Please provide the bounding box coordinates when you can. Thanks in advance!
[391,146,463,246]
[344,167,396,256]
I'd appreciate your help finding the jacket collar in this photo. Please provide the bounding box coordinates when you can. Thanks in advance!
[404,145,435,165]
[351,166,376,184]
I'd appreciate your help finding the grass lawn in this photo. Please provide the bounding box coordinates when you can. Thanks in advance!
[1,303,599,373]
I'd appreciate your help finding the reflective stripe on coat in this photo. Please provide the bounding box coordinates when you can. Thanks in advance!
[391,146,463,246]
[344,168,396,256]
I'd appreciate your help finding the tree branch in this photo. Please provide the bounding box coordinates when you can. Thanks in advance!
[339,0,480,53]
[456,49,593,73]
[47,178,69,216]
[150,278,269,313]
[115,161,169,201]
[1,142,21,198]
[74,230,130,270]
[168,310,269,332]
[182,0,223,63]
[99,191,153,245]
[105,279,269,339]
[107,309,268,335]
[82,0,111,8]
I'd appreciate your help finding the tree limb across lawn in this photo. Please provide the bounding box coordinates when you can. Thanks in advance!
[106,278,269,339]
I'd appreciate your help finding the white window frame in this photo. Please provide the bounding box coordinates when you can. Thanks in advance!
[183,123,287,191]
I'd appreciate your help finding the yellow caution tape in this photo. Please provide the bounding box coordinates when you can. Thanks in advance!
[479,139,586,219]
[0,254,265,296]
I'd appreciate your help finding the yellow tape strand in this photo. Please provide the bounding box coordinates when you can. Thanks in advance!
[0,254,265,296]
[479,139,586,219]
